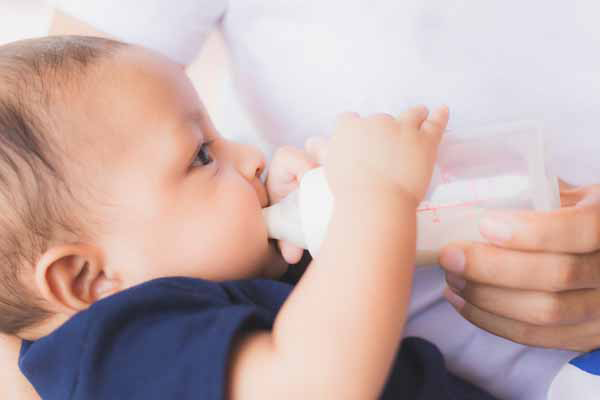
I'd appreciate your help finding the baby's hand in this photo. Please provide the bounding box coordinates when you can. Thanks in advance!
[265,138,328,264]
[326,106,449,204]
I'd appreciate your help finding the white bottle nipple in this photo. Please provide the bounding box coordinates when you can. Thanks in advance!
[262,167,332,255]
[262,190,306,249]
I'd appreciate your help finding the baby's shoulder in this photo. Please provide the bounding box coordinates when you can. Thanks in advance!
[19,277,292,400]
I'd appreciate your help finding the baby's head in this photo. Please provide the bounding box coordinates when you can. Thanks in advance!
[0,36,280,339]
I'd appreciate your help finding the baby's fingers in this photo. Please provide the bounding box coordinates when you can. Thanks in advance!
[278,240,304,264]
[398,105,429,129]
[421,106,449,141]
[266,146,319,203]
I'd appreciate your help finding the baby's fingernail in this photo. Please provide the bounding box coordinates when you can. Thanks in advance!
[440,247,465,273]
[445,272,466,292]
[480,215,513,243]
[443,287,465,310]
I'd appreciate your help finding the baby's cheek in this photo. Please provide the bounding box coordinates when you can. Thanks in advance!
[216,188,270,275]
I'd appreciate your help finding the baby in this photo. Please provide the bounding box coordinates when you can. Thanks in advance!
[0,36,495,399]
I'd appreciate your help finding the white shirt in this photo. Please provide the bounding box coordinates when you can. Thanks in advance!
[55,1,600,399]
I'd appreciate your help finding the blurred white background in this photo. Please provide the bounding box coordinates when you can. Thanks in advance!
[0,0,52,43]
[0,0,228,122]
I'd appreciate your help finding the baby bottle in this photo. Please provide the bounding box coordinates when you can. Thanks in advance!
[262,121,560,266]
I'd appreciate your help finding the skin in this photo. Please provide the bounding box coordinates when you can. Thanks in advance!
[229,107,448,399]
[49,11,600,353]
[441,183,600,351]
[266,139,327,264]
[3,40,452,399]
[1,42,319,399]
[26,46,293,339]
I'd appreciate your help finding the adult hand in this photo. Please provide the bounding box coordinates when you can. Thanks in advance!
[440,181,600,352]
[265,137,328,264]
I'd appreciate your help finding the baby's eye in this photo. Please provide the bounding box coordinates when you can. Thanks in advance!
[191,140,214,167]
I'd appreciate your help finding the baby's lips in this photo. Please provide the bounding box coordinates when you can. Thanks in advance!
[256,180,269,208]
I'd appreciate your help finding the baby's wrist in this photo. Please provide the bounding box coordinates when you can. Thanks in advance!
[336,186,419,214]
[334,177,420,208]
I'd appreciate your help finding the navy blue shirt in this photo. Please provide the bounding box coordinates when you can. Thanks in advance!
[19,277,496,400]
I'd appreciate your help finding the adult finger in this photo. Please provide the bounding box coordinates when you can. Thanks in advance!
[439,242,600,291]
[558,178,577,191]
[558,180,593,207]
[478,204,600,253]
[446,275,600,326]
[577,185,600,207]
[444,287,600,351]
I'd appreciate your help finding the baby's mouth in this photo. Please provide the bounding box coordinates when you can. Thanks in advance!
[255,180,269,208]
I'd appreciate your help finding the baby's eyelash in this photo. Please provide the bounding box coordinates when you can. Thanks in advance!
[192,140,215,167]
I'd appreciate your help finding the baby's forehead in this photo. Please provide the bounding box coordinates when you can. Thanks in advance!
[61,49,203,176]
[96,48,188,112]
[68,48,195,140]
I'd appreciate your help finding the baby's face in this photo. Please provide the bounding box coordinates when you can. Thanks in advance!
[69,47,279,289]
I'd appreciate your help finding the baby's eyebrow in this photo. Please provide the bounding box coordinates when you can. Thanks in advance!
[183,110,207,131]
[178,110,211,144]
[178,110,207,168]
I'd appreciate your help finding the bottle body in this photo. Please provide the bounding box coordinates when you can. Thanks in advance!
[263,121,560,266]
[264,167,487,266]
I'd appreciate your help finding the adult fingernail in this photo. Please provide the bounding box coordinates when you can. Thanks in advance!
[577,191,600,207]
[445,272,466,292]
[440,247,465,273]
[443,287,465,310]
[480,215,513,243]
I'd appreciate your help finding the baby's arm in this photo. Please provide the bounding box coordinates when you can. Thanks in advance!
[228,107,449,399]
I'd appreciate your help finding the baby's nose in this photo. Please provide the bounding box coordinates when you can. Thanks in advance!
[238,144,265,181]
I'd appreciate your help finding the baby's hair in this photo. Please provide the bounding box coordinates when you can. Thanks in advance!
[0,36,125,335]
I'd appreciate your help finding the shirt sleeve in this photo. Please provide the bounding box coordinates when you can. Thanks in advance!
[18,278,276,400]
[52,0,228,65]
[81,281,274,400]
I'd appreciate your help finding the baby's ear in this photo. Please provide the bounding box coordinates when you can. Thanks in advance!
[35,244,120,314]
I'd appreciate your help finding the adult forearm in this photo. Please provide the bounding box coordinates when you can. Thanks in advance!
[272,192,417,399]
[49,10,187,71]
[49,9,111,38]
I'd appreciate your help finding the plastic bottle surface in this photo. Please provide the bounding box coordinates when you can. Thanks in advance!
[263,167,544,266]
[262,122,560,266]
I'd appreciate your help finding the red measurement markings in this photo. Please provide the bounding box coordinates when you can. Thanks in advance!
[472,175,481,203]
[417,200,485,212]
[419,202,440,222]
[422,167,490,223]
